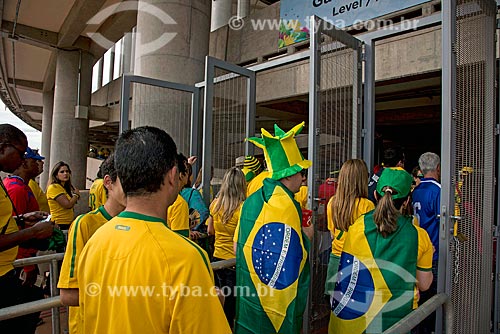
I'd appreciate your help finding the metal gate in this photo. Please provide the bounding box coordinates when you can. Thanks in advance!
[441,1,497,333]
[119,74,201,157]
[307,16,364,332]
[201,56,256,204]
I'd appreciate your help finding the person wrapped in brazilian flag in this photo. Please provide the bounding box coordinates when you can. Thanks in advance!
[329,168,434,333]
[234,122,313,334]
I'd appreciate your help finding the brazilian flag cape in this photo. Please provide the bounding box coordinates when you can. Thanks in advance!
[329,212,427,334]
[235,178,310,334]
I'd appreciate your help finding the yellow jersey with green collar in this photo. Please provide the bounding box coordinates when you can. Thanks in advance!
[58,206,113,334]
[78,211,231,334]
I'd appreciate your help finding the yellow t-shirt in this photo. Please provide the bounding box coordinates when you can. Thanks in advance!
[77,212,231,334]
[246,170,270,197]
[210,201,242,260]
[58,206,112,334]
[46,183,74,226]
[0,185,20,276]
[89,179,107,211]
[28,179,50,213]
[327,197,374,256]
[294,185,308,209]
[167,195,190,238]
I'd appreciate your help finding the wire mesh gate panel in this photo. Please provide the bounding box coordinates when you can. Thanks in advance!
[201,57,256,204]
[119,74,201,157]
[307,16,363,332]
[442,1,496,333]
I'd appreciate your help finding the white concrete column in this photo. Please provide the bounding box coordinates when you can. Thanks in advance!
[50,50,93,189]
[132,0,211,154]
[211,0,232,31]
[40,90,54,189]
[237,0,250,19]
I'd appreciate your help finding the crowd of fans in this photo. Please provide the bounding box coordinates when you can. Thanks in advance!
[0,122,442,334]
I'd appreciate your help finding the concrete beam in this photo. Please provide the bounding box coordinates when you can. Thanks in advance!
[22,105,43,113]
[7,78,43,91]
[58,0,109,48]
[89,105,110,122]
[1,21,58,51]
[43,53,57,92]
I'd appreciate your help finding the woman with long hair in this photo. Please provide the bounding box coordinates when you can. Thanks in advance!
[325,159,375,296]
[208,167,246,328]
[329,168,433,333]
[46,161,80,229]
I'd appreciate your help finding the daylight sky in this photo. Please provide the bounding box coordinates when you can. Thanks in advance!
[0,101,42,150]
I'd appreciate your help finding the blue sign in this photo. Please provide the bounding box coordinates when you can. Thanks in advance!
[279,0,431,47]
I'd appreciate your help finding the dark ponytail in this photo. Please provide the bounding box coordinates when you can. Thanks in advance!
[373,186,407,237]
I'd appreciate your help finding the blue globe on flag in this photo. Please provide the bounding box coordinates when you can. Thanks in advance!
[332,253,375,320]
[251,222,303,290]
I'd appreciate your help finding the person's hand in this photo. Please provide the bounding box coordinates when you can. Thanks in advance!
[187,156,197,165]
[30,221,54,239]
[190,231,203,240]
[22,211,50,224]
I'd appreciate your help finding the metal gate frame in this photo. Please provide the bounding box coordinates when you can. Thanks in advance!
[307,15,364,332]
[201,56,256,204]
[119,74,201,159]
[442,1,497,333]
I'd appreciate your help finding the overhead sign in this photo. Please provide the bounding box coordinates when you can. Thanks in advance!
[279,0,431,47]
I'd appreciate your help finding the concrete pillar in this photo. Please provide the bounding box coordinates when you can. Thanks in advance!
[50,50,93,190]
[237,0,250,19]
[40,90,54,189]
[211,0,232,31]
[133,0,211,154]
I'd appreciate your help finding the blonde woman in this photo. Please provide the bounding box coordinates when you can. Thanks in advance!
[325,159,375,296]
[46,161,80,229]
[208,167,246,327]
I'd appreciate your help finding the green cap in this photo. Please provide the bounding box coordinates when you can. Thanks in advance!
[247,122,312,180]
[376,167,413,200]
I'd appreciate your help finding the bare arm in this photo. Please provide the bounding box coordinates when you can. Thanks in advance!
[0,220,54,252]
[206,215,215,236]
[416,270,433,291]
[60,288,79,306]
[54,193,79,209]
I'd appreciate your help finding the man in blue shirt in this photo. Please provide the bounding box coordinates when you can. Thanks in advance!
[412,151,440,334]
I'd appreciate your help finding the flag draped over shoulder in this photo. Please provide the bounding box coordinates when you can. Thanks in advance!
[235,178,310,334]
[329,213,419,334]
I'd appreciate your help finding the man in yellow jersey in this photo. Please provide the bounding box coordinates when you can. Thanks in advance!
[78,126,231,334]
[58,154,126,333]
[27,149,50,213]
[88,162,107,210]
[167,153,190,238]
[0,124,53,333]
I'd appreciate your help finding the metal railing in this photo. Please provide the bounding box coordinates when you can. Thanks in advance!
[0,254,236,333]
[383,293,452,334]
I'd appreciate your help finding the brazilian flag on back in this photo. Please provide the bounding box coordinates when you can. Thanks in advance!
[235,178,310,334]
[329,212,424,333]
[329,211,428,333]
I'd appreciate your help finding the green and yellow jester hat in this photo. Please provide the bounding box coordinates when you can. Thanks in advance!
[247,122,312,180]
